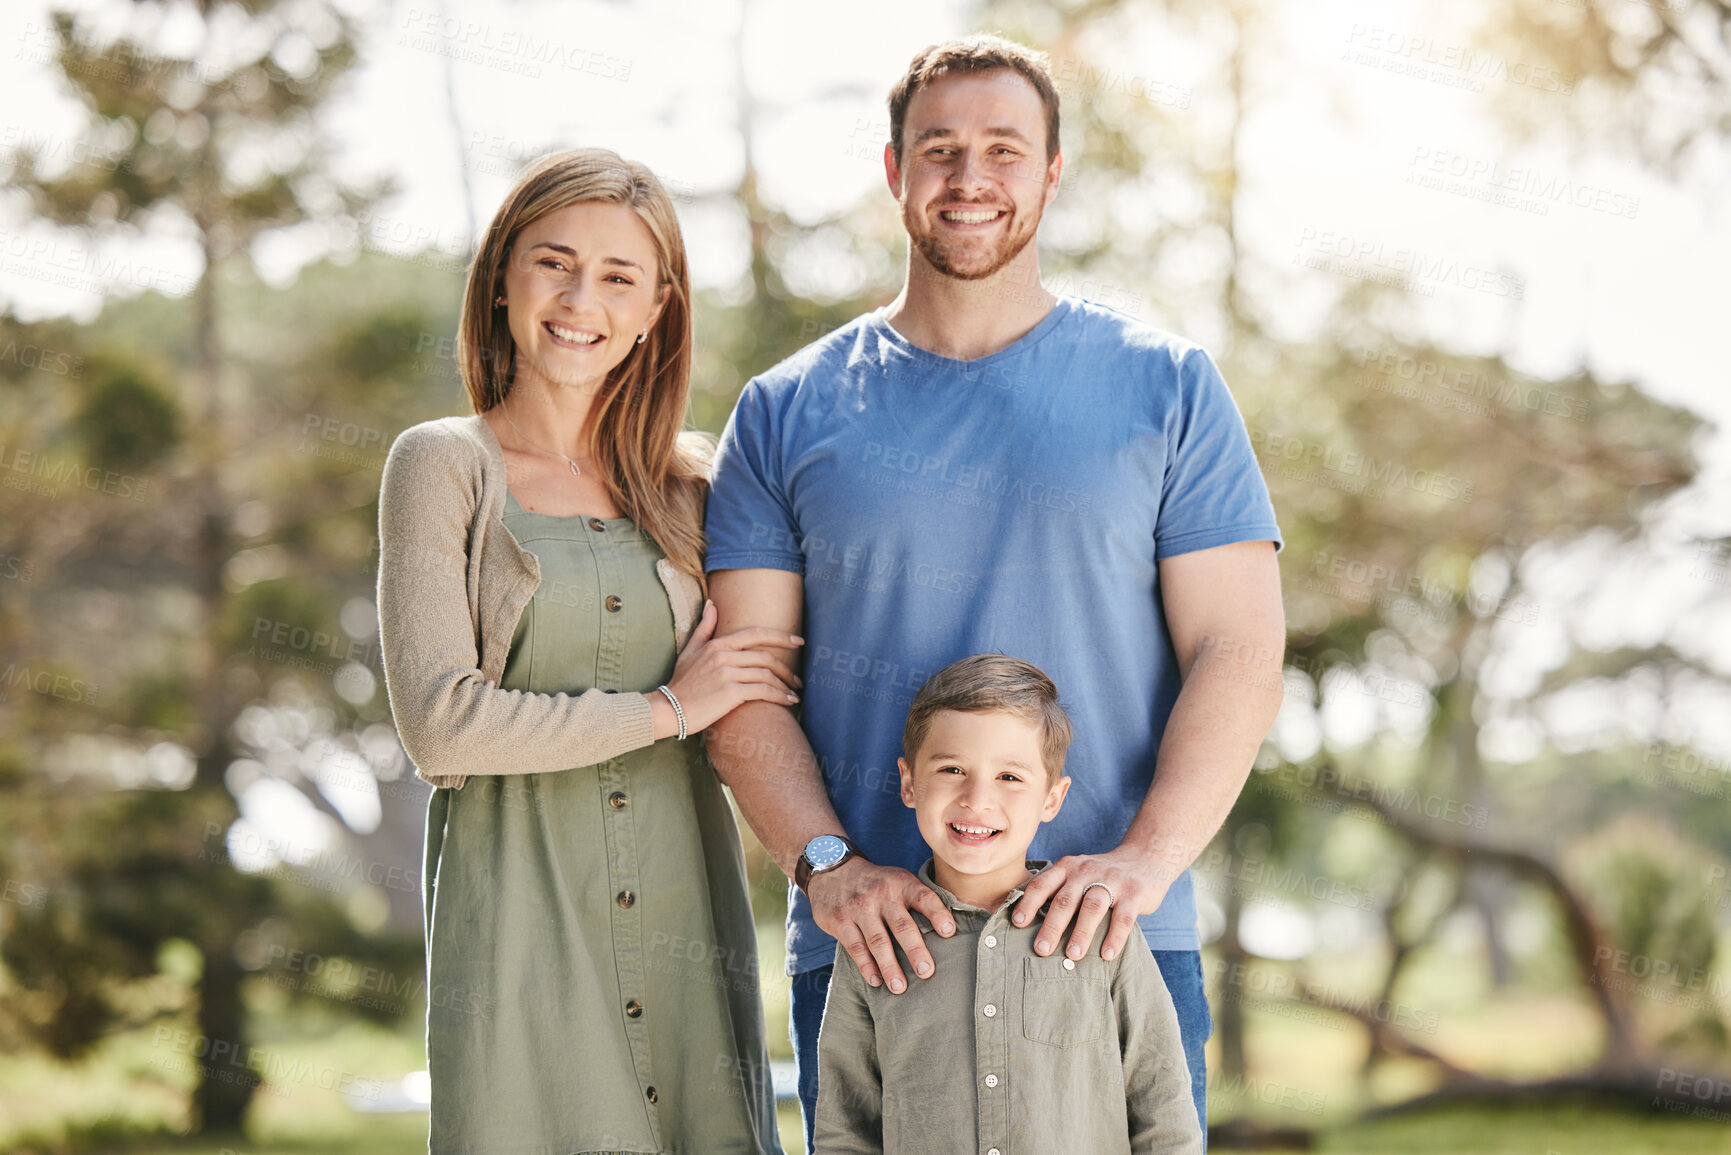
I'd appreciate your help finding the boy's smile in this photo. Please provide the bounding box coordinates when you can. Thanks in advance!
[900,708,1070,910]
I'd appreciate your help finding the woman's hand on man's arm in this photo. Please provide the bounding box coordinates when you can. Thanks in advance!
[652,598,804,738]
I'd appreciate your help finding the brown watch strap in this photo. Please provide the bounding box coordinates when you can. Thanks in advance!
[795,836,859,893]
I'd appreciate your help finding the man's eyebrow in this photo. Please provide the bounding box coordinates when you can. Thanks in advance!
[527,241,644,272]
[910,125,1035,147]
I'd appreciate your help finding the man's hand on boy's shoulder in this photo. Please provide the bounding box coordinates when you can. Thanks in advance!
[1011,846,1173,963]
[808,859,956,995]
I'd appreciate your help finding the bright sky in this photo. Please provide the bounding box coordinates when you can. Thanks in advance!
[4,0,1729,769]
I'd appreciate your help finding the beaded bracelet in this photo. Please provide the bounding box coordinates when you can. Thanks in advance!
[655,684,687,740]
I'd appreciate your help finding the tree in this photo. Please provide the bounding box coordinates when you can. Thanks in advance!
[0,0,411,1134]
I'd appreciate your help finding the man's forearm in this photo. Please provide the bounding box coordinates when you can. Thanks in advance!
[706,699,846,878]
[1120,635,1285,891]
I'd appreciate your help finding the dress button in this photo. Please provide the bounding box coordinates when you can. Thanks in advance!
[1063,957,1076,971]
[625,999,643,1018]
[588,517,606,531]
[984,1074,999,1088]
[608,791,629,809]
[982,1003,997,1018]
[617,890,635,908]
[988,1148,1001,1155]
[645,1085,658,1103]
[605,594,623,612]
[983,934,997,948]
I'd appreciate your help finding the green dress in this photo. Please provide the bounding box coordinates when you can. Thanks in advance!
[422,490,782,1154]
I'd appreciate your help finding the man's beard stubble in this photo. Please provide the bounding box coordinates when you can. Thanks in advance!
[904,200,1042,283]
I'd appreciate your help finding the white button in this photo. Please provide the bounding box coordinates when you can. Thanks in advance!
[982,1003,997,1017]
[988,1148,1002,1155]
[984,1074,999,1088]
[983,934,997,948]
[1063,957,1076,970]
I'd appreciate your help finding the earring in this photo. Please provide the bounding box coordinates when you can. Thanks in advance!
[636,329,647,345]
[495,296,507,306]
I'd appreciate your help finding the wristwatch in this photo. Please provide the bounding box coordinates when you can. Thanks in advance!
[795,834,860,892]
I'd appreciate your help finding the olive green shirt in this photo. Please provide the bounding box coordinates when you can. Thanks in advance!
[814,860,1202,1155]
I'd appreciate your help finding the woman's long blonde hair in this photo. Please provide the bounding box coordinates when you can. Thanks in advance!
[458,148,711,596]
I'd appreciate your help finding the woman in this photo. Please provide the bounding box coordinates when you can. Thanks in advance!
[376,148,798,1154]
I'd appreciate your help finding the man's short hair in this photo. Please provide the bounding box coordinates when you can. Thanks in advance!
[887,33,1061,164]
[903,654,1074,782]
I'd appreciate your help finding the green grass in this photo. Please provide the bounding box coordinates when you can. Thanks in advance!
[4,925,1727,1154]
[1310,1099,1731,1154]
[3,1103,1729,1155]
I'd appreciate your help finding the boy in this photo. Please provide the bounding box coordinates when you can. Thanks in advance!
[813,654,1204,1154]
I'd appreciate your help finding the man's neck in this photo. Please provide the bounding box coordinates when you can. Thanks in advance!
[932,856,1033,915]
[883,251,1057,362]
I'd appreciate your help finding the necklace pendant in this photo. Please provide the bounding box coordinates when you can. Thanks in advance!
[568,459,580,476]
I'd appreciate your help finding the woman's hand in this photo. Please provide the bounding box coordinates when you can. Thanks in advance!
[648,599,803,737]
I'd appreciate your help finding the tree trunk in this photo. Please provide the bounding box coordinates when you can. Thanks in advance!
[193,937,258,1132]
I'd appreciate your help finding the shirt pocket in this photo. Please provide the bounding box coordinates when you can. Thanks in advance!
[1021,955,1112,1048]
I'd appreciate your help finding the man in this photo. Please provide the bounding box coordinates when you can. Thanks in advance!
[702,34,1286,1153]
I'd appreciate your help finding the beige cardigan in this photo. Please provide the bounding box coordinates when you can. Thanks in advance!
[376,414,705,790]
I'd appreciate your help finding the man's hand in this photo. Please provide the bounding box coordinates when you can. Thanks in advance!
[808,860,956,993]
[1010,846,1174,962]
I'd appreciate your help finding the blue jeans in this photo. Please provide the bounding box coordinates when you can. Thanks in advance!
[789,948,1213,1153]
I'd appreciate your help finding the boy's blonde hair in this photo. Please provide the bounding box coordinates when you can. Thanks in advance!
[903,654,1073,782]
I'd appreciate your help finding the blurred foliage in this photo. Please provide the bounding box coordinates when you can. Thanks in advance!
[71,356,182,473]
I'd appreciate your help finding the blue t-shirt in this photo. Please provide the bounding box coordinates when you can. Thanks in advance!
[704,295,1282,973]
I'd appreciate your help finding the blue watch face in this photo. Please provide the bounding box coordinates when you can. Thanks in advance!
[806,835,848,870]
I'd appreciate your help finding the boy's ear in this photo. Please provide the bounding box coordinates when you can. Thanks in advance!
[898,756,916,809]
[1039,775,1071,822]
